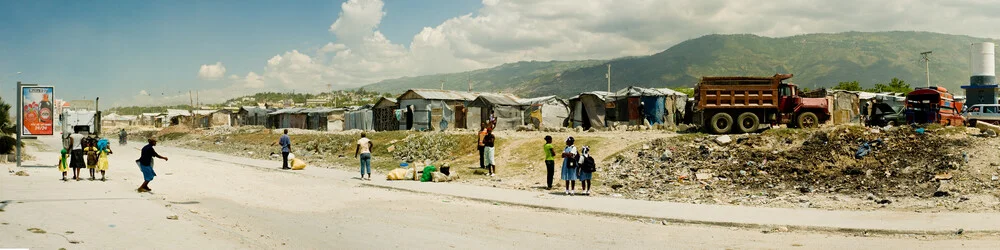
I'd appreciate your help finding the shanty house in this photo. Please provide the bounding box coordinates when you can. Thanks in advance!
[519,96,570,129]
[469,93,524,130]
[303,108,337,131]
[237,106,273,127]
[165,109,191,127]
[372,97,399,131]
[397,89,479,131]
[608,87,688,126]
[344,107,374,131]
[568,91,614,130]
[268,108,307,129]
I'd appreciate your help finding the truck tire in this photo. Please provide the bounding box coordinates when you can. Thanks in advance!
[968,119,977,127]
[709,112,734,134]
[797,112,819,128]
[736,112,760,133]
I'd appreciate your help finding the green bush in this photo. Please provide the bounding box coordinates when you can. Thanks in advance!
[0,136,14,154]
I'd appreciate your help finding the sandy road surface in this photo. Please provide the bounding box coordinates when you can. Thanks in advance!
[2,135,999,249]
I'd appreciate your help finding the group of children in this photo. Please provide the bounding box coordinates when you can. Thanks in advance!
[57,135,113,181]
[544,135,596,196]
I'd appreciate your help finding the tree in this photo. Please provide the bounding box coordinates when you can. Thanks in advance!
[866,78,911,93]
[670,87,695,97]
[0,96,17,154]
[833,81,863,91]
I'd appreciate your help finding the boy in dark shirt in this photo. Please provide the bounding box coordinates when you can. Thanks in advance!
[136,138,168,192]
[483,129,496,177]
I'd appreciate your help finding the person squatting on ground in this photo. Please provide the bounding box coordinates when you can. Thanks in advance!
[68,132,86,181]
[543,135,556,189]
[478,123,487,169]
[561,137,579,195]
[577,146,595,195]
[84,138,99,180]
[483,128,497,176]
[136,138,168,192]
[273,129,292,169]
[356,132,374,180]
[97,138,112,181]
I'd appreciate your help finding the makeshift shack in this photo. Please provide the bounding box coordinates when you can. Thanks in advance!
[165,109,191,127]
[304,108,337,131]
[568,91,613,130]
[345,107,374,131]
[608,87,687,126]
[519,96,569,129]
[469,93,524,130]
[237,106,274,127]
[372,97,399,131]
[397,89,479,131]
[268,108,307,129]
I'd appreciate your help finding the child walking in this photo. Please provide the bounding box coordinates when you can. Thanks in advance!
[57,148,68,181]
[84,138,99,180]
[97,138,112,181]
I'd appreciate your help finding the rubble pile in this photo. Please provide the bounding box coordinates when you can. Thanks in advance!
[607,125,975,201]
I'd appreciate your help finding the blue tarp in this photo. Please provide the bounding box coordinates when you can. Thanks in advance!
[640,96,665,125]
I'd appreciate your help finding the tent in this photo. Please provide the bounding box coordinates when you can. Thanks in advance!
[607,86,688,126]
[568,91,613,130]
[519,96,569,129]
[397,89,479,131]
[469,93,524,130]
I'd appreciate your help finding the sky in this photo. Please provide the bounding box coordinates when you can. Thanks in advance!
[3,0,1000,108]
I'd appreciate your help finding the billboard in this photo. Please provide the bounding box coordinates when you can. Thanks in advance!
[21,86,55,135]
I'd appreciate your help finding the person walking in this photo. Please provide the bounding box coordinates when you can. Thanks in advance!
[68,132,86,181]
[57,148,69,181]
[273,129,292,169]
[543,135,556,189]
[119,128,128,145]
[97,138,112,181]
[355,132,374,180]
[84,138,99,180]
[577,146,594,195]
[483,128,497,177]
[477,123,488,169]
[136,138,168,192]
[561,137,579,195]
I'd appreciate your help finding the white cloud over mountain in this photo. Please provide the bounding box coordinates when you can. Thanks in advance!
[147,0,1000,107]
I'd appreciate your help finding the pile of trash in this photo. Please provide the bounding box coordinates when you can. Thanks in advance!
[607,125,973,201]
[391,134,460,162]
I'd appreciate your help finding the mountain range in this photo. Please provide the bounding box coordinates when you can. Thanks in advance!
[361,31,999,98]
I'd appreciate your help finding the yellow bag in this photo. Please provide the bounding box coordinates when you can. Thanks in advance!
[386,168,407,180]
[291,158,307,170]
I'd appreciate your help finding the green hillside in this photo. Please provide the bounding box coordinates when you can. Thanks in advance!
[364,31,999,98]
[361,60,606,94]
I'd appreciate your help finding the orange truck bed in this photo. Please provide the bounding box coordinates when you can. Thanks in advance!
[695,74,790,110]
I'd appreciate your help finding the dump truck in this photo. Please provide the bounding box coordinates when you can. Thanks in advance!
[692,74,829,134]
[904,86,964,126]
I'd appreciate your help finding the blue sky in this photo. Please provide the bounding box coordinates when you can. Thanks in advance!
[4,0,1000,108]
[0,0,481,107]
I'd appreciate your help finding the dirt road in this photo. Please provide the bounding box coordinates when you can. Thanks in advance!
[2,135,998,249]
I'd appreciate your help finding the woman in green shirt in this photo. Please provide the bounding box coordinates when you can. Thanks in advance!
[543,135,556,189]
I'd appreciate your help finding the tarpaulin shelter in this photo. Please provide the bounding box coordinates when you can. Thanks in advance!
[303,108,337,131]
[469,93,525,130]
[608,87,688,126]
[568,91,613,130]
[397,89,479,131]
[519,96,569,129]
[344,107,374,131]
[372,97,399,131]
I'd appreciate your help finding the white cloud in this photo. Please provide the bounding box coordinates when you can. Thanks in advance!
[228,74,239,80]
[189,0,1000,101]
[198,62,227,80]
[138,90,148,96]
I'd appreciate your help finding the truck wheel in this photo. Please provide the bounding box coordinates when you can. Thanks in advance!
[797,112,819,128]
[969,119,978,127]
[709,112,734,134]
[736,112,759,133]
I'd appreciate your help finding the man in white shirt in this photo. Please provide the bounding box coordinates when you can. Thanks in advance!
[355,133,374,180]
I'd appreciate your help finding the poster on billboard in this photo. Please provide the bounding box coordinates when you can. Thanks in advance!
[21,86,55,136]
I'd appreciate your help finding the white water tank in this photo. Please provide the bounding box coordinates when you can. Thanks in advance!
[971,42,995,77]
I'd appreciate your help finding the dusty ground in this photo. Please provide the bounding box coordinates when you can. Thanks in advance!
[162,125,1000,213]
[4,134,1000,249]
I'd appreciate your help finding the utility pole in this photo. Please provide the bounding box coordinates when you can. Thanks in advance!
[606,64,611,92]
[467,73,472,92]
[440,80,445,90]
[921,51,933,87]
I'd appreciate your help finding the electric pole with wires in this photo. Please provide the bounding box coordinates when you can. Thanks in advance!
[921,51,932,87]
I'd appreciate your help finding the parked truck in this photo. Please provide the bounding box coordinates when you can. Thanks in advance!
[59,109,101,148]
[692,74,830,134]
[904,86,964,126]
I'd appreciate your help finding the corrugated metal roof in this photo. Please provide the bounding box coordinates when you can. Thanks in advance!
[166,109,191,117]
[302,108,338,114]
[401,89,480,101]
[268,108,306,115]
[569,91,614,101]
[476,93,522,106]
[518,95,560,105]
[192,110,217,116]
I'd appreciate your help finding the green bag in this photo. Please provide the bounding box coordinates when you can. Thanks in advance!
[420,166,437,182]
